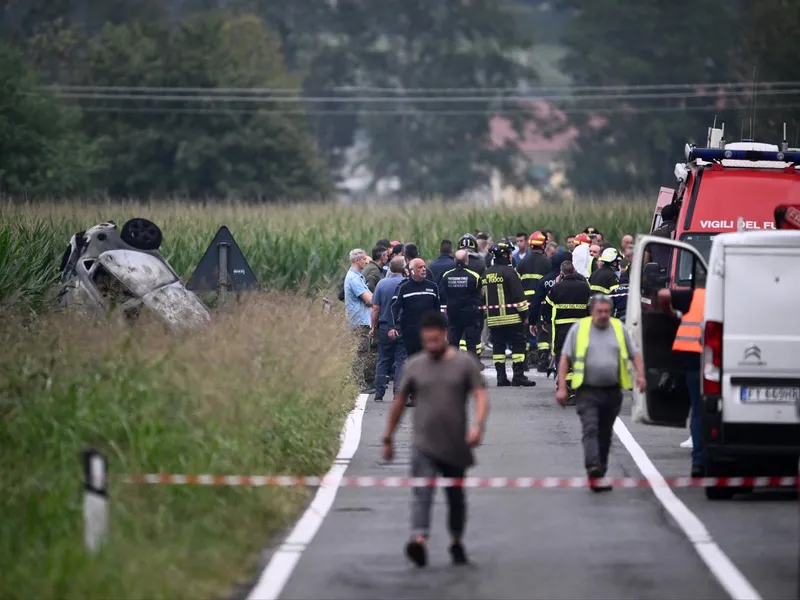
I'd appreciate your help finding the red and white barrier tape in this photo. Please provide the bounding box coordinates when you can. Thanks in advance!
[119,474,798,489]
[440,302,529,312]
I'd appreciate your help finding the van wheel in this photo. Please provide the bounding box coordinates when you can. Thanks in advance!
[704,456,739,500]
[705,486,736,500]
[121,218,163,251]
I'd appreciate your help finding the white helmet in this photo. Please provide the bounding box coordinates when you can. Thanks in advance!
[600,247,622,264]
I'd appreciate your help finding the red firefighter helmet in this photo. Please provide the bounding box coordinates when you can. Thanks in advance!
[573,232,591,246]
[528,231,547,248]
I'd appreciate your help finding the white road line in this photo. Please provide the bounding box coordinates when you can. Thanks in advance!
[613,418,762,600]
[246,393,369,600]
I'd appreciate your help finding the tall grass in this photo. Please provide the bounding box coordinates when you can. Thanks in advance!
[0,197,652,312]
[0,294,356,599]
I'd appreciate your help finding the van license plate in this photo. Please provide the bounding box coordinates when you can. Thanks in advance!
[740,387,800,403]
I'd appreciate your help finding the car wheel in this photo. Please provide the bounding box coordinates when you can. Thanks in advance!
[121,218,163,251]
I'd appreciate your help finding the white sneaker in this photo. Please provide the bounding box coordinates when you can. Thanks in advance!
[679,436,693,449]
[505,348,512,357]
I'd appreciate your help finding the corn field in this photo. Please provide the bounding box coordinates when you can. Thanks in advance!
[0,197,652,312]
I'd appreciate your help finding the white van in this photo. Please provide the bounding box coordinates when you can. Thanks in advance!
[627,230,800,500]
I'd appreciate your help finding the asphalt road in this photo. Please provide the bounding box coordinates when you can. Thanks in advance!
[249,361,799,600]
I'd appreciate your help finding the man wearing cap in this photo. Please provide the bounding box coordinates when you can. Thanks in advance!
[571,232,593,278]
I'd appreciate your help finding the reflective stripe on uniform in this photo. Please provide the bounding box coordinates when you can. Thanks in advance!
[492,353,506,364]
[487,314,522,326]
[520,274,543,280]
[511,353,526,364]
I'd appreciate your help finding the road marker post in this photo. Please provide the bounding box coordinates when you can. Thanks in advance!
[82,448,109,554]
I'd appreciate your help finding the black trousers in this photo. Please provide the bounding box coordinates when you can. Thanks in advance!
[489,323,527,365]
[401,327,423,357]
[447,311,481,354]
[575,385,624,474]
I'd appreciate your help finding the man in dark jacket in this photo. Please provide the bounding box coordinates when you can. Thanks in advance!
[390,258,441,359]
[428,239,456,285]
[440,249,483,359]
[545,260,591,396]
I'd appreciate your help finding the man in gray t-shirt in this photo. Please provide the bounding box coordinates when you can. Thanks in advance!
[557,294,645,489]
[382,310,488,569]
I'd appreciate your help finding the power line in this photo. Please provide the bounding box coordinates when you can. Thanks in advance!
[43,88,800,104]
[73,103,800,117]
[39,81,800,95]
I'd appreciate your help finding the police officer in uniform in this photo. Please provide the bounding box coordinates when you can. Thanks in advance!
[545,260,591,401]
[439,249,484,361]
[517,231,551,369]
[588,248,621,296]
[482,241,536,387]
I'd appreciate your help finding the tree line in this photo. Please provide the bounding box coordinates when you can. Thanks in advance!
[0,0,797,200]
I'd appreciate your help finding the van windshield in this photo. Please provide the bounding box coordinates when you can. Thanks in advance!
[677,233,714,283]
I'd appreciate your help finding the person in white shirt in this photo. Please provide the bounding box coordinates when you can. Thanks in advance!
[571,232,592,278]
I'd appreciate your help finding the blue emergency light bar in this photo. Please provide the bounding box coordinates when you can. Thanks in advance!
[686,146,800,164]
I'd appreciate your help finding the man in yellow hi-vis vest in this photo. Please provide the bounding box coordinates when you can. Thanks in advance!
[557,294,646,489]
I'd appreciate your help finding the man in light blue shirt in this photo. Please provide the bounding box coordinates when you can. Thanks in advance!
[370,255,407,402]
[345,248,377,393]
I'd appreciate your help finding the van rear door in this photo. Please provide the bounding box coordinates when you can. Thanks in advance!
[722,237,800,424]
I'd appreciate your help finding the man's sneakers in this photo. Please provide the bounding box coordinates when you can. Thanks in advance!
[405,538,469,567]
[587,467,612,493]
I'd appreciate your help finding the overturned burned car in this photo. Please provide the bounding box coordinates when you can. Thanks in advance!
[57,218,210,329]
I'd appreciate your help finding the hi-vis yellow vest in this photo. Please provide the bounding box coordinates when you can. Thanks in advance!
[571,317,633,390]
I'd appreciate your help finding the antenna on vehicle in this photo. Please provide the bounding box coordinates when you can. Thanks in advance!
[782,122,788,152]
[750,65,758,140]
[740,120,745,142]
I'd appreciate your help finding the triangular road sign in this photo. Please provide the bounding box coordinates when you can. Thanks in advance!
[186,226,259,291]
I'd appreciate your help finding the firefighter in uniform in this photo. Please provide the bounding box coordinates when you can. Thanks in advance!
[439,249,484,360]
[531,251,569,374]
[517,231,551,369]
[545,260,591,401]
[457,233,487,355]
[588,248,621,296]
[482,241,536,387]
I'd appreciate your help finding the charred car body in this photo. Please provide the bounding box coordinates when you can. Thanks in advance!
[57,218,210,329]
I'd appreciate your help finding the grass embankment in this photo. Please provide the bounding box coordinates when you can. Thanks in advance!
[0,197,652,312]
[0,294,356,599]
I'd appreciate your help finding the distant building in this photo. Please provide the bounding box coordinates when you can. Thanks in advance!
[487,99,606,205]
